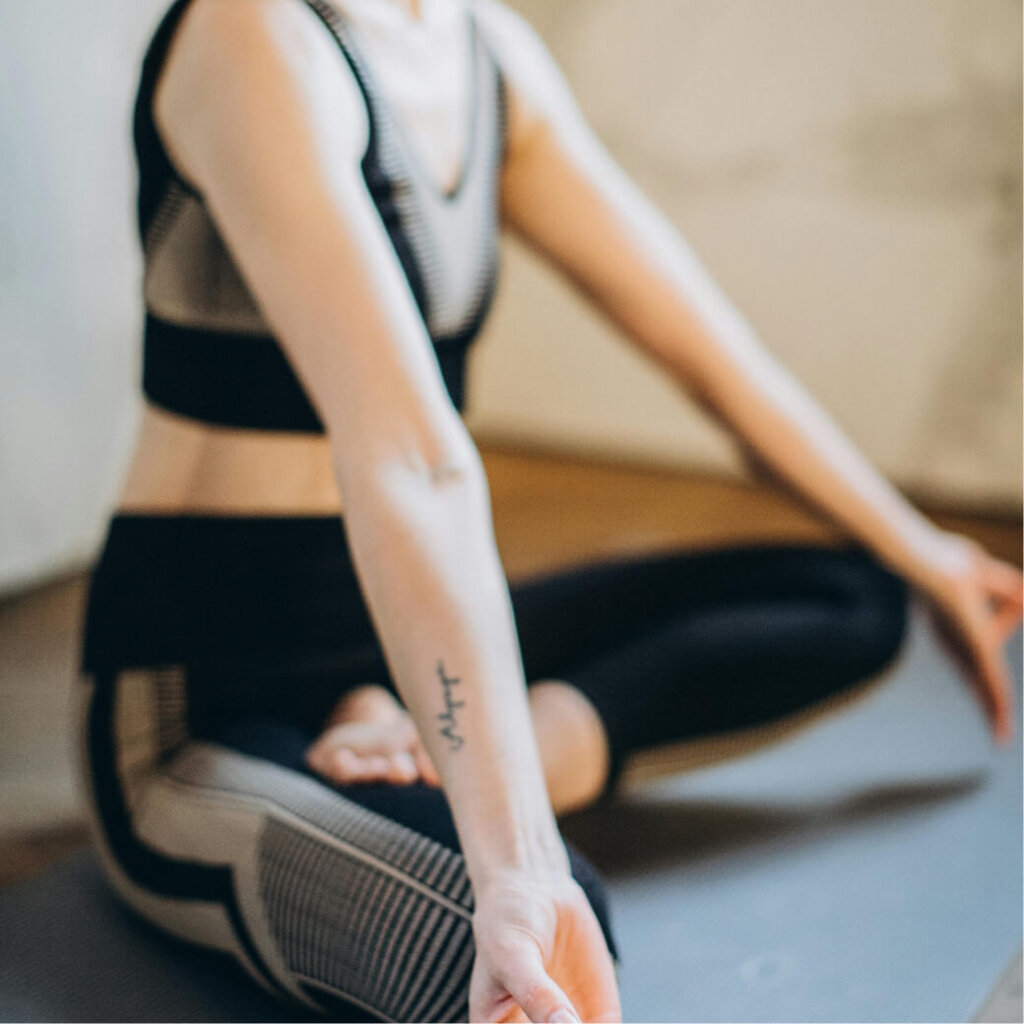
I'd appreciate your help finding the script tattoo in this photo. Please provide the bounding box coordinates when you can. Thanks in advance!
[436,659,466,752]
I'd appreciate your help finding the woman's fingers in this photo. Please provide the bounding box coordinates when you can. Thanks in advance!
[468,876,622,1024]
[961,606,1014,744]
[982,558,1024,642]
[983,557,1024,603]
[501,945,580,1024]
[978,647,1013,745]
[924,537,1020,746]
[975,559,1020,739]
[993,597,1023,645]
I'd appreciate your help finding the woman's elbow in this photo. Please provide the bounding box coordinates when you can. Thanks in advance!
[330,422,488,514]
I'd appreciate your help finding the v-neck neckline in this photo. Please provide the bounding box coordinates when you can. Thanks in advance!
[335,4,480,204]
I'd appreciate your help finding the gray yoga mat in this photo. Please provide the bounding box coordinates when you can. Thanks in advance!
[0,599,1019,1022]
[562,599,1023,1022]
[0,852,303,1024]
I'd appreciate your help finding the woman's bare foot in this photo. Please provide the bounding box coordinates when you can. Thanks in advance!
[305,680,612,814]
[305,683,441,788]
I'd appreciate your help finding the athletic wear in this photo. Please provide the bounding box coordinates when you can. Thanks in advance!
[137,0,506,430]
[79,514,907,1019]
[79,0,912,1018]
[83,514,910,789]
[83,3,613,1015]
[77,667,613,1023]
[506,539,909,794]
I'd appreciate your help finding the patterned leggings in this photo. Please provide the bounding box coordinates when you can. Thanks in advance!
[77,515,909,1021]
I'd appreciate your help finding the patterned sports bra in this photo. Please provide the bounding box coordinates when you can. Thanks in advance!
[134,0,507,433]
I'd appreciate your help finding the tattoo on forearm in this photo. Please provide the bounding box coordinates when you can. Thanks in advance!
[436,659,465,752]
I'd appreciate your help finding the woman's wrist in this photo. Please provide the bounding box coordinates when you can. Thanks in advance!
[886,521,975,595]
[453,767,572,889]
[408,660,573,887]
[841,486,962,595]
[467,825,573,892]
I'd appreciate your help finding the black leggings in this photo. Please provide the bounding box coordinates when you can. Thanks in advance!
[511,539,909,793]
[216,537,909,821]
[79,515,909,1020]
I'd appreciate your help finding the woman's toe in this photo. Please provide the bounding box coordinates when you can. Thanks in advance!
[365,754,393,778]
[389,752,418,782]
[331,748,364,779]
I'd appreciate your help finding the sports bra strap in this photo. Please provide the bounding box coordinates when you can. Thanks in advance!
[133,0,384,242]
[133,0,203,243]
[134,0,501,433]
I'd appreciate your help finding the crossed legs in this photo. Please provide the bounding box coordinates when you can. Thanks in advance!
[77,538,908,1019]
[311,540,910,815]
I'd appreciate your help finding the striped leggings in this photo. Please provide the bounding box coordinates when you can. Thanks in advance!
[77,668,537,1021]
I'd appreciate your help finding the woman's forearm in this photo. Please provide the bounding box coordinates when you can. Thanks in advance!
[542,171,946,588]
[487,46,949,590]
[506,128,947,590]
[617,201,946,585]
[685,320,950,588]
[334,440,570,887]
[155,0,570,892]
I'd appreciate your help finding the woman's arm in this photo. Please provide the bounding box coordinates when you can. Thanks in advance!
[474,0,1022,744]
[155,2,618,1019]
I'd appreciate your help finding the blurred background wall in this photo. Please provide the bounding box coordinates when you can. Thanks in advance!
[0,2,163,594]
[467,0,1022,509]
[1,0,1021,595]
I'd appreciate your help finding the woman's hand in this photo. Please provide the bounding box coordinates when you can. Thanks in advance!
[469,872,622,1023]
[914,529,1023,744]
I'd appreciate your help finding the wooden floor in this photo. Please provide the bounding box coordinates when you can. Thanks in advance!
[479,442,1022,579]
[1,445,1020,1017]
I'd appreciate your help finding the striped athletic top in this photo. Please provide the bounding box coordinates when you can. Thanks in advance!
[135,0,507,433]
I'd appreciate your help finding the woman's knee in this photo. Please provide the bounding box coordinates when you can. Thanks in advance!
[212,716,621,976]
[831,544,911,670]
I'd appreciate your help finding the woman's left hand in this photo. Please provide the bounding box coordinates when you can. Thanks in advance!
[913,529,1023,744]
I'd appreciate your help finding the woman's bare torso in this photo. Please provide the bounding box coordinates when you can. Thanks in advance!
[116,405,343,512]
[118,0,473,516]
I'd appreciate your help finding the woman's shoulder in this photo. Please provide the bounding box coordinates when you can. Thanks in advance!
[469,0,547,80]
[151,0,370,189]
[161,0,349,61]
[468,0,582,156]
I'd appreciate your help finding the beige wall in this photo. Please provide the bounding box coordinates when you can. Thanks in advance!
[465,0,1022,512]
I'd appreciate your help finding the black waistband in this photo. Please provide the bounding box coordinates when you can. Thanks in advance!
[80,513,380,673]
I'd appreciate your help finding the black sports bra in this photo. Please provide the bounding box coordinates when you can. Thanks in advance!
[135,0,507,433]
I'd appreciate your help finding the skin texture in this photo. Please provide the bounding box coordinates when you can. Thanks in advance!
[118,0,1023,1018]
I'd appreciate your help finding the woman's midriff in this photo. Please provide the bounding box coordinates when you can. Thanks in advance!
[116,403,345,515]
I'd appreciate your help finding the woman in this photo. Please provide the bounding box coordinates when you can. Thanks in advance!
[77,0,1023,1021]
